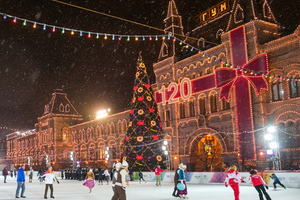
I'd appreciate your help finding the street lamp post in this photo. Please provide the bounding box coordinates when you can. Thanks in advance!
[162,140,171,170]
[70,151,76,169]
[265,126,281,171]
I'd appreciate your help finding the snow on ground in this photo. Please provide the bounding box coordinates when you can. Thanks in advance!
[0,176,298,200]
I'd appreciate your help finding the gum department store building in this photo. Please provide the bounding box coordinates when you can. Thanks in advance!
[6,0,300,171]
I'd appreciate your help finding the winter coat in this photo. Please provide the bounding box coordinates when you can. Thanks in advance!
[2,168,8,176]
[17,168,25,182]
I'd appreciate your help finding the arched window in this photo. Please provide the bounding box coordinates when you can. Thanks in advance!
[179,102,185,119]
[221,98,230,110]
[272,81,283,101]
[199,97,206,115]
[289,79,300,98]
[206,68,212,75]
[210,94,218,113]
[191,73,196,80]
[198,71,203,77]
[165,110,171,127]
[189,100,195,117]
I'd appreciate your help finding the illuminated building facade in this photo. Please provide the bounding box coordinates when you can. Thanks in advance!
[6,0,300,171]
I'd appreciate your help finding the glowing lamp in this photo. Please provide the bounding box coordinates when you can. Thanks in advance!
[52,27,55,32]
[174,156,177,160]
[259,152,264,156]
[104,35,108,40]
[164,151,168,155]
[264,134,273,141]
[163,140,168,145]
[267,126,276,133]
[71,30,74,35]
[96,33,99,39]
[269,142,278,149]
[33,23,37,28]
[135,37,138,41]
[266,149,273,155]
[13,17,17,23]
[23,20,26,26]
[88,33,91,38]
[162,146,166,150]
[149,37,152,41]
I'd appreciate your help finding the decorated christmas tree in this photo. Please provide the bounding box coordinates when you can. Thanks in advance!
[123,52,166,171]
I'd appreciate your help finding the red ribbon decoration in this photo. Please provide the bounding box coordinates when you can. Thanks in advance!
[215,26,269,160]
[152,135,159,141]
[136,155,143,160]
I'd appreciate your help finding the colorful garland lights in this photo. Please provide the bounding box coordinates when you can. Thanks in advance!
[0,12,167,41]
[0,12,299,81]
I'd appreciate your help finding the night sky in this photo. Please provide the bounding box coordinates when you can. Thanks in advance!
[0,0,298,129]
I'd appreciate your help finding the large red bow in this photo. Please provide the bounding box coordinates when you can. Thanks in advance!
[136,155,143,160]
[215,54,269,101]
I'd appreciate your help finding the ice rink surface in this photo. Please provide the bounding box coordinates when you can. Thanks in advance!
[0,176,299,200]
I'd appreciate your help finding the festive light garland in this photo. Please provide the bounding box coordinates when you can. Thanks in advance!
[0,127,19,131]
[0,12,298,81]
[0,12,167,40]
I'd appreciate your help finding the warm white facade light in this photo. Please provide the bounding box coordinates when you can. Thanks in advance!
[162,146,166,150]
[163,140,168,145]
[269,142,278,149]
[267,126,276,133]
[164,151,168,155]
[264,134,273,141]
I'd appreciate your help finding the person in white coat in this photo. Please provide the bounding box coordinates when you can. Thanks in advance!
[40,166,59,199]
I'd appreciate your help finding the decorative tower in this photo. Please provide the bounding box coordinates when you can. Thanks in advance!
[158,0,185,61]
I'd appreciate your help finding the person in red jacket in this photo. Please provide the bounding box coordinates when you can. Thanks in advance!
[155,165,165,186]
[224,165,242,200]
[244,170,272,200]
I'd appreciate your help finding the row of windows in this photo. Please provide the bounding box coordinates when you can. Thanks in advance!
[165,95,230,126]
[271,79,300,101]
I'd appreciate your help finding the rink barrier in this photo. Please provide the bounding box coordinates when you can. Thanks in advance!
[3,171,298,188]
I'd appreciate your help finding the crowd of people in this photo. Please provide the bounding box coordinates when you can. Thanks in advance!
[60,166,116,185]
[2,161,290,200]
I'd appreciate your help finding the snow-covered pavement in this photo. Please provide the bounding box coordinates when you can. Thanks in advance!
[0,176,298,200]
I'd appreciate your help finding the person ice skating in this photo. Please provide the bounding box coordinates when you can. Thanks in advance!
[139,170,146,184]
[225,165,242,200]
[155,165,165,186]
[112,163,122,192]
[41,166,60,199]
[172,164,181,197]
[111,157,129,200]
[61,169,64,180]
[15,164,26,198]
[270,173,286,189]
[2,167,8,183]
[244,170,271,200]
[98,167,103,185]
[103,168,110,185]
[178,164,188,199]
[14,167,17,178]
[83,169,95,193]
[28,167,33,183]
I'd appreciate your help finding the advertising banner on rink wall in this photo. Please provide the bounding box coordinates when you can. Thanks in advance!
[138,172,300,188]
[9,171,297,188]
